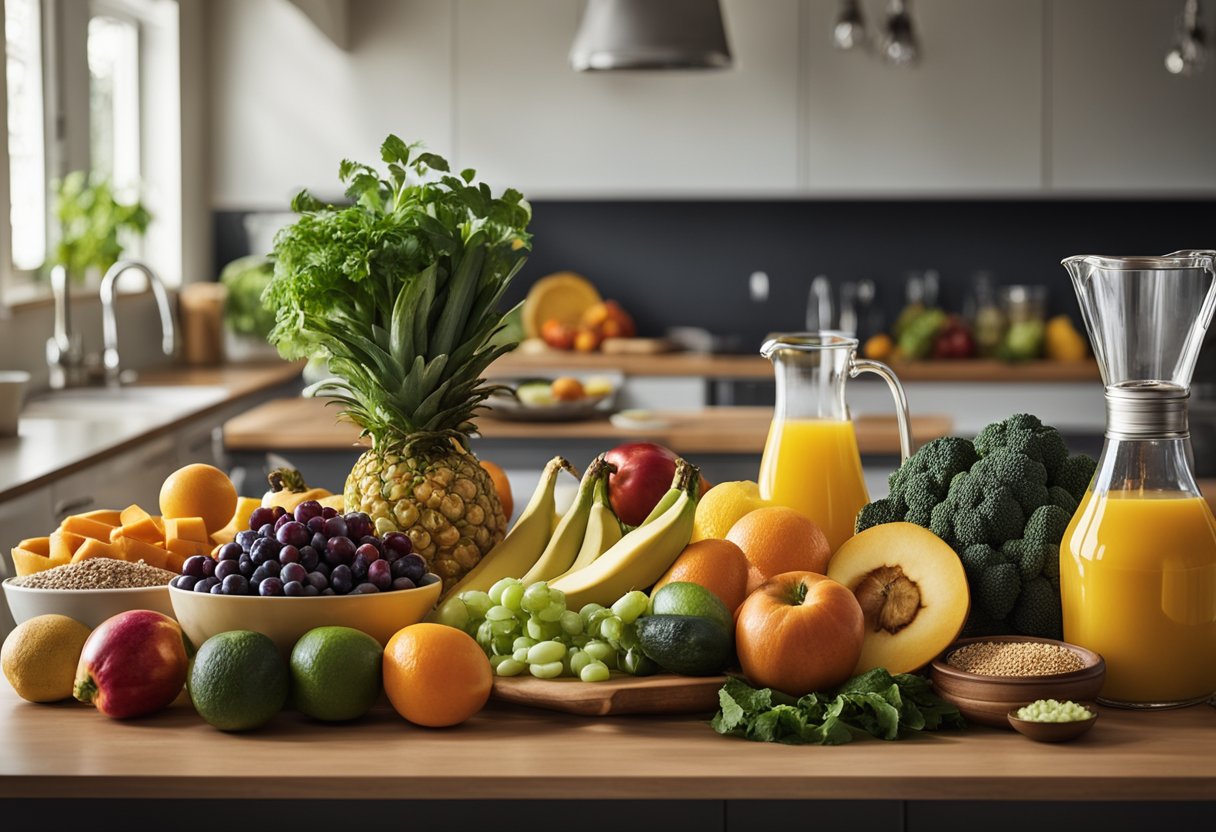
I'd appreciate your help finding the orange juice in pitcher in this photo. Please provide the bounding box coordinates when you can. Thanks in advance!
[758,334,911,553]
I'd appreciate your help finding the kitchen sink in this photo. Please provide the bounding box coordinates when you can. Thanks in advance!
[22,385,229,420]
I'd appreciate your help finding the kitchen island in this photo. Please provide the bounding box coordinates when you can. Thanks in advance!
[0,685,1211,830]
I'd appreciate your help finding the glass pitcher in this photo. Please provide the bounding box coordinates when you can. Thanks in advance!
[1061,251,1216,708]
[758,332,913,552]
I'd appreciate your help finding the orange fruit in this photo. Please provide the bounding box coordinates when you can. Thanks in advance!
[549,376,585,402]
[158,463,238,535]
[652,539,750,615]
[480,460,513,521]
[383,623,491,727]
[725,506,833,594]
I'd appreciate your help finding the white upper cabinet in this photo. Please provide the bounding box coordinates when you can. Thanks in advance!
[801,0,1045,193]
[1049,0,1216,193]
[453,0,802,196]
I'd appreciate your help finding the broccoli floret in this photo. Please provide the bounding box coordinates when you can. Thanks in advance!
[958,543,1002,582]
[1011,576,1063,638]
[969,449,1050,515]
[1023,504,1073,548]
[1048,485,1078,514]
[930,473,1025,547]
[887,437,978,506]
[976,562,1022,621]
[1000,538,1058,583]
[974,413,1069,480]
[855,498,901,534]
[1053,453,1097,501]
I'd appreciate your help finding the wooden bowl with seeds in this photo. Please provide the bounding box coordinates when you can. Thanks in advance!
[929,636,1105,729]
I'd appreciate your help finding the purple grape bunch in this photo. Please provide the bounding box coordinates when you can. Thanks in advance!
[169,499,438,597]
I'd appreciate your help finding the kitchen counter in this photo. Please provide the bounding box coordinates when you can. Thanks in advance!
[0,686,1212,802]
[0,363,303,503]
[222,398,952,456]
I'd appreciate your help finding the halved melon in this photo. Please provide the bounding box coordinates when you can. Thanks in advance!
[521,272,601,338]
[827,522,970,675]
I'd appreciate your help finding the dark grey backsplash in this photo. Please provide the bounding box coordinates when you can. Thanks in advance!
[214,199,1216,351]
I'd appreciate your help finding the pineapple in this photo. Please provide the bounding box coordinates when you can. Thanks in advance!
[265,135,532,590]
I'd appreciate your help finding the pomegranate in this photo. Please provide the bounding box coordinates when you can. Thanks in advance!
[73,610,189,719]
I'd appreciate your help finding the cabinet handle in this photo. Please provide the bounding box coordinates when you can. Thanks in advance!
[54,496,94,519]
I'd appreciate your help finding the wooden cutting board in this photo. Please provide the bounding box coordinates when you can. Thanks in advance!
[491,673,726,716]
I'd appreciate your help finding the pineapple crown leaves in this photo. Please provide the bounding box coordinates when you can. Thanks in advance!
[266,135,532,449]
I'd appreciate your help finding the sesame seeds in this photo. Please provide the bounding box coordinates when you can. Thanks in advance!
[948,641,1085,677]
[12,559,177,590]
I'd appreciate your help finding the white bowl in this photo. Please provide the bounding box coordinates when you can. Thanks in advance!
[2,578,175,628]
[169,578,442,657]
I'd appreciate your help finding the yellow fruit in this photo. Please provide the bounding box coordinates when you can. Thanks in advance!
[2,614,91,703]
[863,333,895,362]
[691,480,771,543]
[521,272,602,339]
[1045,315,1088,361]
[160,463,238,535]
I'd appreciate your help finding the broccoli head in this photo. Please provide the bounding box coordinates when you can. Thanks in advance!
[855,497,902,534]
[969,449,1050,515]
[886,437,978,512]
[1011,576,1063,639]
[1053,453,1097,501]
[974,413,1069,480]
[1048,485,1078,514]
[1023,504,1073,548]
[929,473,1025,548]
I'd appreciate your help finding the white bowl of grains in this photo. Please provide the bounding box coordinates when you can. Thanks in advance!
[3,559,177,628]
[929,635,1105,729]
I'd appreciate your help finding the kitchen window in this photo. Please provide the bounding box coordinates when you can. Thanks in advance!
[4,0,46,276]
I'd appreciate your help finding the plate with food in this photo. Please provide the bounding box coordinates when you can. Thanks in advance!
[487,374,620,422]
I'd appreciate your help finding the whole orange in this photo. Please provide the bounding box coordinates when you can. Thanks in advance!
[159,463,238,535]
[652,539,750,615]
[725,506,832,594]
[480,460,513,521]
[735,571,865,697]
[383,623,491,727]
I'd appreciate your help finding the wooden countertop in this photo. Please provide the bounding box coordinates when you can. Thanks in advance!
[0,362,303,503]
[223,398,952,456]
[0,686,1211,800]
[491,350,1101,383]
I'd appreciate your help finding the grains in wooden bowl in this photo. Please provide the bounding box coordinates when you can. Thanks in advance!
[947,640,1085,677]
[12,559,177,590]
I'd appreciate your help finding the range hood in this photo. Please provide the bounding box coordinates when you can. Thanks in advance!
[570,0,733,71]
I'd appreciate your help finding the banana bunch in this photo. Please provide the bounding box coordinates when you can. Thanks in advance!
[439,455,699,608]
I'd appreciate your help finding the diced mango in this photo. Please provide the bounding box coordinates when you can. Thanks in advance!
[120,504,151,526]
[49,531,88,562]
[71,537,120,563]
[116,536,171,570]
[11,537,65,577]
[231,497,261,532]
[163,551,188,573]
[16,536,51,556]
[115,516,164,545]
[166,537,210,557]
[61,514,118,542]
[164,516,209,544]
[79,508,123,526]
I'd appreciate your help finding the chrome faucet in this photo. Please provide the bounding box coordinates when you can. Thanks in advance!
[45,265,86,389]
[99,260,177,386]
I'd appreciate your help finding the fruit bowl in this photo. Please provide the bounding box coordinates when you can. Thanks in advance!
[168,577,442,657]
[2,579,175,628]
[929,636,1105,729]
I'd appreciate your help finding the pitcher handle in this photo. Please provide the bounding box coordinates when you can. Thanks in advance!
[848,357,913,462]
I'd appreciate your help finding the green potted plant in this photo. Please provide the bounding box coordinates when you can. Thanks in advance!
[51,171,151,283]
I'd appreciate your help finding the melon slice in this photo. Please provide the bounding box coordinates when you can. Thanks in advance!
[166,537,210,557]
[80,509,123,526]
[521,272,601,338]
[49,531,88,562]
[827,522,970,676]
[165,516,208,544]
[115,516,165,545]
[11,537,60,577]
[60,514,117,541]
[71,538,119,563]
[116,536,171,569]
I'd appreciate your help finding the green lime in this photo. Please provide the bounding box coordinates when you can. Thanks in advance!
[188,630,288,731]
[290,626,383,722]
[650,582,733,636]
[635,615,732,676]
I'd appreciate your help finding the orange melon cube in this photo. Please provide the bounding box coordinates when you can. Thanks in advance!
[49,531,88,562]
[70,537,120,563]
[80,508,123,526]
[166,538,210,557]
[120,504,152,526]
[210,528,236,547]
[164,517,209,544]
[114,516,165,545]
[116,536,171,570]
[16,536,51,557]
[60,514,118,542]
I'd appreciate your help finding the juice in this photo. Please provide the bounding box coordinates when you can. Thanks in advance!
[758,418,868,552]
[1061,491,1216,706]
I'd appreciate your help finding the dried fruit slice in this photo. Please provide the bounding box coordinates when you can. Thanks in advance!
[827,522,970,675]
[521,272,601,338]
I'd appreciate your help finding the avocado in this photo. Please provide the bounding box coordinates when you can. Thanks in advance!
[635,614,733,677]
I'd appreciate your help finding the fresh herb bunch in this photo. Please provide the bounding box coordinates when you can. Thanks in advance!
[712,670,964,745]
[264,135,531,590]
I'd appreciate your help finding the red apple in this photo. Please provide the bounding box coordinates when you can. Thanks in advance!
[73,610,190,719]
[604,442,711,526]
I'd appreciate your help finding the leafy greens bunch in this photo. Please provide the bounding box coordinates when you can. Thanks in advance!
[712,670,964,745]
[264,135,532,446]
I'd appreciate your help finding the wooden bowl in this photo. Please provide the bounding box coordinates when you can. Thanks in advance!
[1007,703,1098,742]
[930,635,1105,729]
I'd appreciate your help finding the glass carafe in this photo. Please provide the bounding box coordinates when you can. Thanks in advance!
[1061,251,1216,708]
[758,332,912,552]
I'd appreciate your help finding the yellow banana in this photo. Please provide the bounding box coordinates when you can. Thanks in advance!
[521,455,607,583]
[551,462,621,580]
[550,460,697,610]
[441,456,574,602]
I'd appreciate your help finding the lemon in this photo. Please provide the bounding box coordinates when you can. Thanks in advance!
[691,480,770,542]
[290,627,383,722]
[1,614,91,702]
